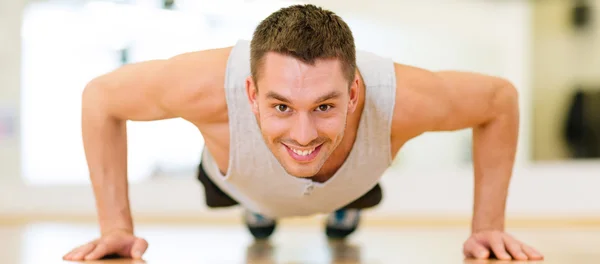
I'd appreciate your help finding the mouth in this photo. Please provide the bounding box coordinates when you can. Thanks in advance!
[283,143,323,163]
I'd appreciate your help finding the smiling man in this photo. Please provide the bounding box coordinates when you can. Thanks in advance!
[63,4,543,262]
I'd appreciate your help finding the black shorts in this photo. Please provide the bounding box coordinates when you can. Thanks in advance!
[196,162,383,210]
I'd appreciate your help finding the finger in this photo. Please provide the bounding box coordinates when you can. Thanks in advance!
[63,243,95,260]
[63,244,87,259]
[63,248,78,259]
[63,248,80,260]
[130,238,149,259]
[70,243,97,260]
[463,260,488,264]
[84,242,111,260]
[463,239,489,259]
[502,236,528,260]
[521,244,544,260]
[488,235,511,260]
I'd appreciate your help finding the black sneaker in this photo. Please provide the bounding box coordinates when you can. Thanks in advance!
[244,210,277,240]
[325,209,361,240]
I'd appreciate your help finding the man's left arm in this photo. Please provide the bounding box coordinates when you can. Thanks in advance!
[390,63,543,261]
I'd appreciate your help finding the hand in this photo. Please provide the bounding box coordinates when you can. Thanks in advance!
[62,229,148,261]
[462,230,543,261]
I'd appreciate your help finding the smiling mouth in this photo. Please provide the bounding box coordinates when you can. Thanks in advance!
[283,143,323,162]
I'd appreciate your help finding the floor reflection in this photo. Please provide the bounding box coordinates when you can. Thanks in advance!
[245,239,363,264]
[5,223,600,264]
[326,239,362,263]
[70,260,147,264]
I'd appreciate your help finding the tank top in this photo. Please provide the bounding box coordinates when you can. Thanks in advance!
[200,40,397,218]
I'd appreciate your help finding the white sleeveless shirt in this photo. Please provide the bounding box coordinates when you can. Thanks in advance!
[200,40,397,218]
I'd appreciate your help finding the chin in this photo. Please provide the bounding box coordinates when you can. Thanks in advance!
[275,143,327,177]
[284,168,318,178]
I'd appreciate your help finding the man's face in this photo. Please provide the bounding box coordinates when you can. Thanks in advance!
[246,52,359,178]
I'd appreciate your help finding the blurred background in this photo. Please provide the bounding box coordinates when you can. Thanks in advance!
[0,0,599,223]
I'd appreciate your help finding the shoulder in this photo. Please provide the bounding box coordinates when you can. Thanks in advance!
[356,49,396,88]
[389,62,450,142]
[159,45,235,123]
[165,45,233,91]
[389,62,516,142]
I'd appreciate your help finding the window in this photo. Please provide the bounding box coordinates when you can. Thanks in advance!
[20,0,307,185]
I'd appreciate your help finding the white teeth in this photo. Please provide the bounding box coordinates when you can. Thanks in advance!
[291,147,315,156]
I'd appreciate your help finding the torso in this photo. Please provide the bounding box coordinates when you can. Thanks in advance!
[180,45,409,180]
[193,74,406,182]
[183,40,401,218]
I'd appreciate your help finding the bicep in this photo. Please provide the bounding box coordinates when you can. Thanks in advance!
[84,59,176,121]
[391,63,516,138]
[83,48,230,123]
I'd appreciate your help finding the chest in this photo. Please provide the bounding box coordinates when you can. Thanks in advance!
[197,120,406,178]
[198,133,392,218]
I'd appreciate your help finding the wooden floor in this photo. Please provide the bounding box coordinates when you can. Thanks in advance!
[1,221,599,263]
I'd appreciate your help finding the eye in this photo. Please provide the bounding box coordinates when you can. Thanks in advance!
[316,104,332,112]
[275,104,289,112]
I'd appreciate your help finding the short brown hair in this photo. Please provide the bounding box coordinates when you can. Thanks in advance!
[250,4,356,87]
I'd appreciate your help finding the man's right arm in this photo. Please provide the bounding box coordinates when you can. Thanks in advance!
[81,47,231,235]
[82,59,166,235]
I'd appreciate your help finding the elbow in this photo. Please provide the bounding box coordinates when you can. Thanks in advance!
[487,79,520,129]
[81,77,114,120]
[494,78,519,113]
[83,76,109,99]
[504,79,519,101]
[82,79,103,111]
[82,76,103,104]
[475,79,519,132]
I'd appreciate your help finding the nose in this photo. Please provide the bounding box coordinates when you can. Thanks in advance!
[289,112,318,146]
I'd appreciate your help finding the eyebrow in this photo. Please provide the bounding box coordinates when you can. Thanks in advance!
[265,90,342,104]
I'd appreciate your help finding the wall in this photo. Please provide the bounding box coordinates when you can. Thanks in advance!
[309,0,533,167]
[15,0,534,186]
[0,0,25,185]
[532,0,600,160]
[5,1,599,224]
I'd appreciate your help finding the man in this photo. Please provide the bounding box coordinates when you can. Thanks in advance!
[63,4,544,262]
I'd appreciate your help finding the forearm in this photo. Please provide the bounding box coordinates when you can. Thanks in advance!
[471,84,519,233]
[82,87,133,235]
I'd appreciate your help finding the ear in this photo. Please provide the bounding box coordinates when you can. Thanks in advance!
[246,76,259,114]
[347,72,360,113]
